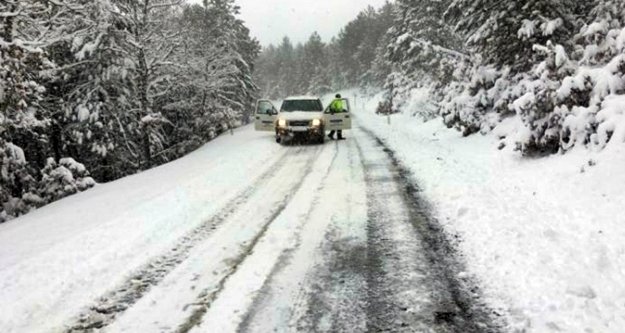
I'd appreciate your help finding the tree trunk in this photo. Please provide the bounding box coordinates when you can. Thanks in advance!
[51,122,63,162]
[1,2,16,43]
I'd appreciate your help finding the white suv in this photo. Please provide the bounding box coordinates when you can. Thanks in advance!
[254,96,352,144]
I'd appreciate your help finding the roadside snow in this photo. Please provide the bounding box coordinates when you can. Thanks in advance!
[354,89,625,333]
[0,127,282,333]
[2,89,623,333]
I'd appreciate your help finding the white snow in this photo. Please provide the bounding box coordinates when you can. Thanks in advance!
[554,44,568,68]
[542,18,563,36]
[1,89,624,333]
[584,21,609,37]
[597,94,625,149]
[518,19,536,39]
[59,157,87,174]
[0,127,283,333]
[354,89,625,333]
[76,105,90,122]
[5,143,27,163]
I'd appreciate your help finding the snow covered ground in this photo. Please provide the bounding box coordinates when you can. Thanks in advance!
[0,114,498,333]
[0,129,285,332]
[1,90,623,333]
[353,89,625,333]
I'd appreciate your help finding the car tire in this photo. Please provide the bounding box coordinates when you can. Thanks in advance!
[318,127,325,144]
[279,135,288,145]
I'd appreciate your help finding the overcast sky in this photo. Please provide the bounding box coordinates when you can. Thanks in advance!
[189,0,388,46]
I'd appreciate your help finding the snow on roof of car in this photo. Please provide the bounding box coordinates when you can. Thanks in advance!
[284,96,320,101]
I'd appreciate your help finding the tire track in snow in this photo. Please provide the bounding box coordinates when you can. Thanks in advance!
[235,142,341,333]
[355,131,439,332]
[287,138,369,333]
[175,145,326,333]
[356,126,503,332]
[66,148,299,332]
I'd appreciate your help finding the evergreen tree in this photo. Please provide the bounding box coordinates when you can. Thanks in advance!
[386,0,461,84]
[276,37,297,96]
[448,0,582,73]
[44,0,133,181]
[302,32,331,95]
[254,3,395,98]
[1,0,262,221]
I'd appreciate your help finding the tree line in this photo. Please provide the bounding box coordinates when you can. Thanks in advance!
[257,0,625,156]
[1,0,259,222]
[383,0,625,155]
[254,3,395,99]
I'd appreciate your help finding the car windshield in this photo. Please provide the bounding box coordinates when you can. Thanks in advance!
[280,100,323,112]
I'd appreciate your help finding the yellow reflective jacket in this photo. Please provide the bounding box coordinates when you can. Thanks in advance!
[330,99,344,113]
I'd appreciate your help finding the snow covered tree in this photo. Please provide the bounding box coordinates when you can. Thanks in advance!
[509,0,625,154]
[386,0,462,86]
[254,3,394,97]
[448,0,582,73]
[378,0,464,117]
[334,4,395,88]
[108,0,184,169]
[1,0,263,220]
[276,37,298,96]
[161,0,259,157]
[0,138,41,222]
[0,0,99,219]
[0,0,60,168]
[38,157,96,203]
[41,0,134,181]
[254,45,281,98]
[438,0,587,139]
[202,0,260,122]
[302,32,331,95]
[336,6,378,86]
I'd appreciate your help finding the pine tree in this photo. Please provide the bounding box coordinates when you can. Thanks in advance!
[0,138,41,222]
[254,3,395,97]
[276,37,297,96]
[125,1,184,167]
[165,0,259,155]
[302,32,331,95]
[2,0,264,220]
[386,0,462,85]
[38,157,96,203]
[43,0,133,181]
[448,0,582,73]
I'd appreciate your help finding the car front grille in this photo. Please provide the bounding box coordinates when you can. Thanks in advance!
[289,120,311,127]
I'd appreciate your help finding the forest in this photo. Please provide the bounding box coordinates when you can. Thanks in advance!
[2,0,625,221]
[257,0,625,155]
[1,0,258,221]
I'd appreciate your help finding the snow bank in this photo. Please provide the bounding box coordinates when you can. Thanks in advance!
[356,90,625,333]
[0,127,282,333]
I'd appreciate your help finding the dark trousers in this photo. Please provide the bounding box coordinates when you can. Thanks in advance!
[328,130,343,139]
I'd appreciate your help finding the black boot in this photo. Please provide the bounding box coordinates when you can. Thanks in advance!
[328,132,335,140]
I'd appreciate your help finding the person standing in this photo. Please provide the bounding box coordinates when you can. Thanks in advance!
[328,94,346,140]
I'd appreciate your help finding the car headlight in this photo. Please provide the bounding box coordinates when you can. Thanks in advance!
[312,119,321,127]
[278,119,287,127]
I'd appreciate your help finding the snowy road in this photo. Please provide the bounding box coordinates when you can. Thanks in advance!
[0,120,500,332]
[0,98,620,333]
[59,125,498,333]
